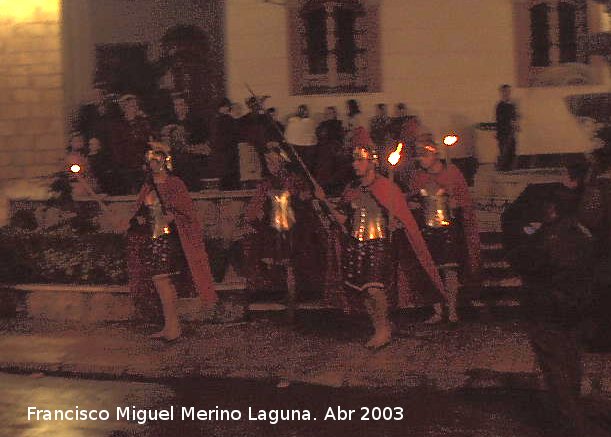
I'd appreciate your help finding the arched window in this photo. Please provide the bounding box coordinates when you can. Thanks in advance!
[288,0,380,95]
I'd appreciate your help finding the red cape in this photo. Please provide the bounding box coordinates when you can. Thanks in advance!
[128,175,217,305]
[336,176,446,309]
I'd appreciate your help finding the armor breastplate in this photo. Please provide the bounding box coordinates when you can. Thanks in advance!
[351,190,388,241]
[147,196,171,239]
[268,189,295,232]
[419,180,452,228]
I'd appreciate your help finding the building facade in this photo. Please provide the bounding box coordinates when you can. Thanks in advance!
[0,0,609,224]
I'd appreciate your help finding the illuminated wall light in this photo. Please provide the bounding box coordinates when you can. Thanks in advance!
[0,0,59,21]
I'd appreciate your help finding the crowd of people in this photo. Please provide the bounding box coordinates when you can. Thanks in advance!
[67,88,439,196]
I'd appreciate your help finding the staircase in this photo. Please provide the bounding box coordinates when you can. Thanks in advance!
[476,232,521,308]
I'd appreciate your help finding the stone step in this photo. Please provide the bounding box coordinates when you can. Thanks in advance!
[248,302,334,312]
[483,260,511,270]
[481,242,504,251]
[480,250,509,263]
[479,232,504,244]
[482,276,522,288]
[8,281,248,323]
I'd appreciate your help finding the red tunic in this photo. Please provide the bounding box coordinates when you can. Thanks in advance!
[128,175,217,306]
[411,164,481,283]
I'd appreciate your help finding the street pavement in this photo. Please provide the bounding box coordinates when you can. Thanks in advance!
[0,314,610,397]
[0,372,601,437]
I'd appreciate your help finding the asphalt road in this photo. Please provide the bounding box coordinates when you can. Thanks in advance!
[4,371,603,437]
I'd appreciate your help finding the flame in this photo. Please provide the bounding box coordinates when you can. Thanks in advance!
[436,209,450,226]
[387,143,403,166]
[163,226,171,234]
[273,191,294,230]
[443,135,458,147]
[70,164,81,173]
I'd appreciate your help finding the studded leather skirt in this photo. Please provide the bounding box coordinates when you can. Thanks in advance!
[421,225,460,267]
[343,237,390,291]
[145,229,187,277]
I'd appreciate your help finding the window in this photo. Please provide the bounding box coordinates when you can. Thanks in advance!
[516,0,597,86]
[305,8,328,74]
[530,3,551,66]
[288,0,380,95]
[558,1,578,62]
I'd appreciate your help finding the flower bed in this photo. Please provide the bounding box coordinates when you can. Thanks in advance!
[0,227,128,285]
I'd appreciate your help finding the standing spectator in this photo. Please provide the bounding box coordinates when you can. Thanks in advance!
[74,84,120,149]
[345,99,370,155]
[265,107,285,143]
[108,94,153,195]
[74,85,119,194]
[502,163,600,436]
[369,103,391,152]
[238,96,272,186]
[161,93,210,191]
[315,106,349,195]
[390,102,409,140]
[285,104,317,171]
[495,84,519,171]
[579,150,611,352]
[210,97,239,190]
[345,99,365,133]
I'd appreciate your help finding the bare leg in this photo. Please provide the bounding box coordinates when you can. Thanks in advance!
[443,268,460,323]
[365,287,392,349]
[285,263,296,324]
[425,266,460,324]
[424,303,444,324]
[150,275,181,341]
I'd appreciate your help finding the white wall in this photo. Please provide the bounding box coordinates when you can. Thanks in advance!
[226,0,610,157]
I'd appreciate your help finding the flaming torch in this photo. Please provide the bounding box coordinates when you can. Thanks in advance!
[441,134,459,164]
[67,160,110,212]
[387,142,404,181]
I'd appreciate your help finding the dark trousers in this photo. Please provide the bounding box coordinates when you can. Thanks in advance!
[497,134,516,171]
[528,322,586,433]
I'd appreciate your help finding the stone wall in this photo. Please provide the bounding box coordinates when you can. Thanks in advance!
[0,1,65,224]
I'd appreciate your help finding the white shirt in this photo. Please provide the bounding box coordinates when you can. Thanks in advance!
[285,116,317,147]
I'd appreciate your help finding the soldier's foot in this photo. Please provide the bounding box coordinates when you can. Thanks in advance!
[365,331,391,350]
[424,313,443,325]
[150,329,167,339]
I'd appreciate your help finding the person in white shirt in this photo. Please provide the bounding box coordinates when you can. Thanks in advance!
[285,104,317,171]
